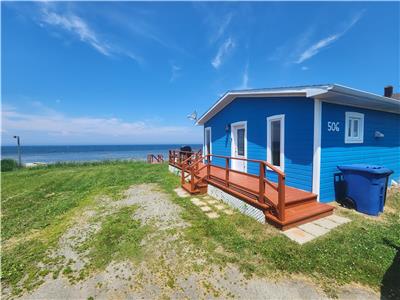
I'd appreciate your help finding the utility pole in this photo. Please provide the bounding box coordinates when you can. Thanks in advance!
[13,136,21,167]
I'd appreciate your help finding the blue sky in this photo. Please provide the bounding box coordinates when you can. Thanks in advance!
[2,1,399,145]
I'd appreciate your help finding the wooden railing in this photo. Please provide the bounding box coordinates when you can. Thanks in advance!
[170,151,286,222]
[147,154,164,164]
[168,149,202,168]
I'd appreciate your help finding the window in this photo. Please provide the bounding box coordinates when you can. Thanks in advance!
[271,120,281,166]
[237,128,245,156]
[204,127,212,156]
[345,112,364,143]
[267,115,285,170]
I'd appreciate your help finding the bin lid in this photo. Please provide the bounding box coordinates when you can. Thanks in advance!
[337,164,394,175]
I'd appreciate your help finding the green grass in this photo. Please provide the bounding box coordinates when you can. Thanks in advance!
[181,191,400,297]
[1,161,399,298]
[79,205,150,272]
[1,161,173,293]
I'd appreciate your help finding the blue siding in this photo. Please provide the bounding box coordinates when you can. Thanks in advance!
[204,97,314,192]
[320,102,400,202]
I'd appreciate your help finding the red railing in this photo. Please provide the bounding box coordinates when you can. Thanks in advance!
[168,149,202,168]
[170,151,286,222]
[147,154,164,164]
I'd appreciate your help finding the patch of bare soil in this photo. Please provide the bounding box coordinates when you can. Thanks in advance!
[13,184,379,300]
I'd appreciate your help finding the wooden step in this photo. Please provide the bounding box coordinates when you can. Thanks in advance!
[265,201,334,231]
[182,182,200,194]
[181,182,207,195]
[284,194,318,208]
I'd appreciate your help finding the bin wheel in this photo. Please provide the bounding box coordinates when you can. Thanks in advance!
[343,197,356,210]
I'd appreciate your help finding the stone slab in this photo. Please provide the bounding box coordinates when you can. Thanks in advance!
[200,206,212,212]
[313,218,340,230]
[190,198,206,206]
[214,204,226,210]
[206,212,220,219]
[174,187,189,198]
[325,214,351,225]
[207,199,218,205]
[224,210,234,215]
[299,222,330,237]
[283,228,315,245]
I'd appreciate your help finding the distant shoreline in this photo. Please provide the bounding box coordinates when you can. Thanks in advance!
[1,144,202,164]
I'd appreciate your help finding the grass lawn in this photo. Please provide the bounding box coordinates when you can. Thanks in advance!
[1,161,399,298]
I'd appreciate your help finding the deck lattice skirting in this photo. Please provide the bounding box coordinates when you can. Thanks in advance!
[168,165,180,175]
[171,164,265,223]
[208,185,266,223]
[169,165,192,181]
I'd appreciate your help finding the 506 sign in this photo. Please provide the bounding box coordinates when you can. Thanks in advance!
[327,121,340,132]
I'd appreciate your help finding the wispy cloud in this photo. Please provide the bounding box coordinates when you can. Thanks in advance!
[2,102,201,144]
[237,62,250,89]
[295,10,365,64]
[41,8,110,56]
[211,37,235,69]
[103,8,188,56]
[210,12,234,44]
[170,63,181,83]
[38,6,142,63]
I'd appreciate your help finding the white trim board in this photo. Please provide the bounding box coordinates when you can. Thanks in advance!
[266,114,285,172]
[312,99,322,200]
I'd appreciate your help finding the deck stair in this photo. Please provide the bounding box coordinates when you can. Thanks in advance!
[169,150,334,230]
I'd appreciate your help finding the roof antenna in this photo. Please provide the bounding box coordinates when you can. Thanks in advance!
[187,110,197,122]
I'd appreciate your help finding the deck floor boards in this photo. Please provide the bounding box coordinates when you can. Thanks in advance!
[195,163,316,206]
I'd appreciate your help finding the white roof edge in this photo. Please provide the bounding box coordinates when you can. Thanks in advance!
[196,84,400,125]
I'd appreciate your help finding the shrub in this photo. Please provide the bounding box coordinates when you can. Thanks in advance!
[1,159,18,172]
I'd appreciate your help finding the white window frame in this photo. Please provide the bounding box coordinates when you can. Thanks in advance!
[204,127,212,160]
[267,114,285,171]
[345,112,364,144]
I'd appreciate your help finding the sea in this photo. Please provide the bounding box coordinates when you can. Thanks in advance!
[1,144,202,164]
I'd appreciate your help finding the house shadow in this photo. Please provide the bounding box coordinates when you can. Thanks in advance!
[381,238,400,299]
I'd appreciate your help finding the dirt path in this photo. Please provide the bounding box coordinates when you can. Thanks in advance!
[13,184,378,300]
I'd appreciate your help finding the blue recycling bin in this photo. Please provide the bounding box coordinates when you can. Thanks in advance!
[337,164,393,216]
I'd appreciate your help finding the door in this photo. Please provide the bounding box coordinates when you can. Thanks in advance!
[231,122,247,172]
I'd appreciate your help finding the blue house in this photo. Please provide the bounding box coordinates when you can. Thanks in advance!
[196,84,400,203]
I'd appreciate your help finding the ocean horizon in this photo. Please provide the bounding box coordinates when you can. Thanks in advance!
[1,144,202,164]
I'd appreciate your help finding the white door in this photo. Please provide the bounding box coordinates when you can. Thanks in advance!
[231,122,247,172]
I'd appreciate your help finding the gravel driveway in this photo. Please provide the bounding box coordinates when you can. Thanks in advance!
[14,184,378,300]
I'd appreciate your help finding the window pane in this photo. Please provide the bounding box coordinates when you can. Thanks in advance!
[271,120,281,166]
[237,128,245,156]
[348,119,352,137]
[205,130,211,154]
[353,119,359,137]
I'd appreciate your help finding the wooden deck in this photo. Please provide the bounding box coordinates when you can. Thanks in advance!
[169,150,334,230]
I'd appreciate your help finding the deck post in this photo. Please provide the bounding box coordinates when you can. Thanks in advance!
[259,162,265,203]
[278,174,286,222]
[190,167,195,191]
[225,158,229,187]
[181,163,185,184]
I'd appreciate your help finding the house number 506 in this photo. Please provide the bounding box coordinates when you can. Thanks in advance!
[328,122,340,132]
